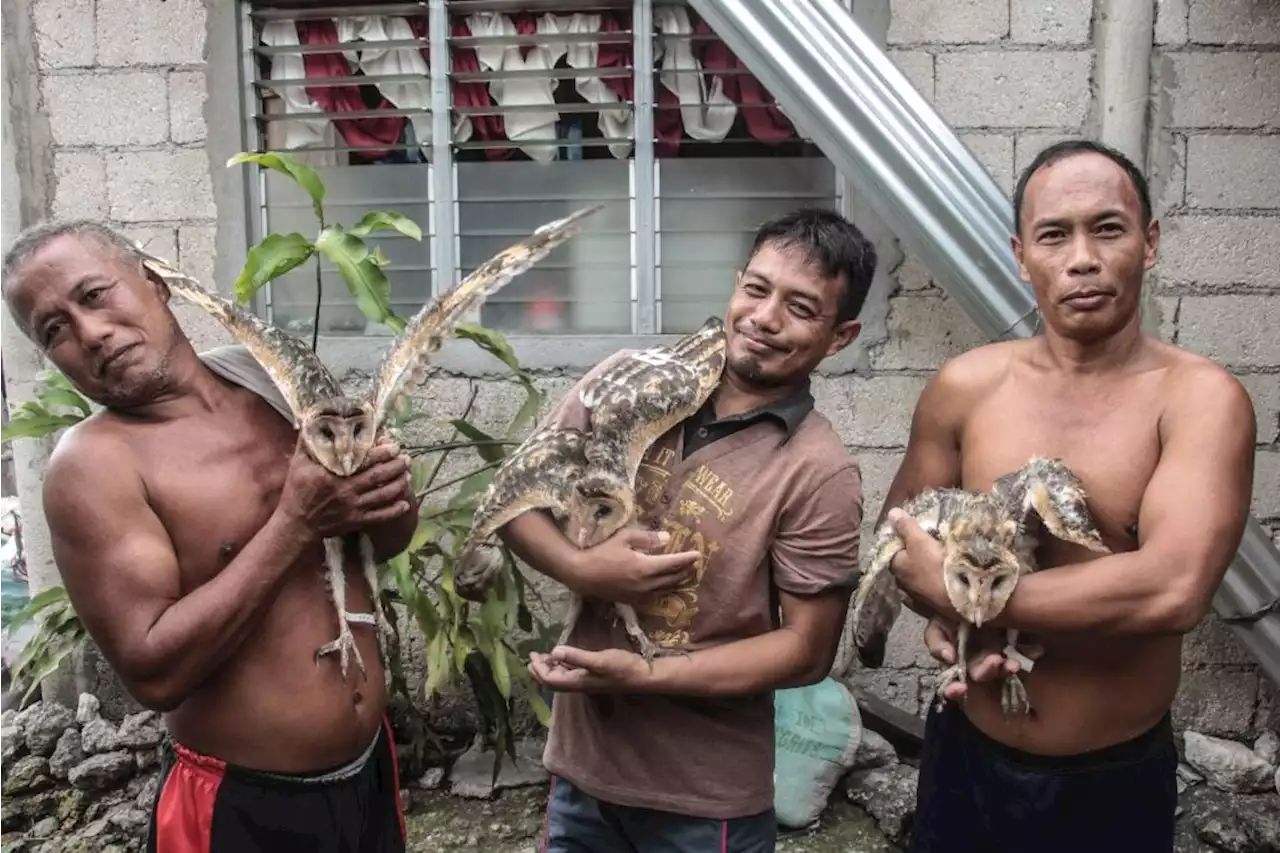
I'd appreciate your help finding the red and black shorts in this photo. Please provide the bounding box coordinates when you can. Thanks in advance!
[146,717,406,853]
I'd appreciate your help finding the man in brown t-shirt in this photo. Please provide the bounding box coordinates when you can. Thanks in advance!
[498,208,875,852]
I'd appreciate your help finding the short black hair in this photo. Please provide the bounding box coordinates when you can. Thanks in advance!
[1013,139,1152,235]
[2,219,142,304]
[747,207,877,324]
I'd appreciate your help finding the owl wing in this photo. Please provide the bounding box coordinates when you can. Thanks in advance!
[453,425,590,601]
[851,488,964,668]
[139,250,342,419]
[578,315,727,482]
[997,457,1109,555]
[365,205,603,434]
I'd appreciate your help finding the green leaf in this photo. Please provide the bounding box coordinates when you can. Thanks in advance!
[4,586,70,637]
[425,631,451,696]
[445,420,504,464]
[228,151,327,225]
[348,211,423,241]
[39,387,92,417]
[505,388,544,440]
[490,638,512,700]
[454,323,522,374]
[407,519,441,555]
[1,414,83,443]
[314,225,405,333]
[234,233,314,304]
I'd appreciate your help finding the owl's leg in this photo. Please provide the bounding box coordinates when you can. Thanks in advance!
[1000,628,1035,716]
[356,534,393,655]
[933,621,970,712]
[616,603,686,669]
[315,536,367,679]
[555,594,584,649]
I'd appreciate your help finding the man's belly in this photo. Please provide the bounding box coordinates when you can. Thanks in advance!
[163,570,389,773]
[962,633,1183,756]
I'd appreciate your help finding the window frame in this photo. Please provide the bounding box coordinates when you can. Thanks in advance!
[231,0,863,374]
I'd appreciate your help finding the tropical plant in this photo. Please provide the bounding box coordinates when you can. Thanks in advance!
[1,151,560,777]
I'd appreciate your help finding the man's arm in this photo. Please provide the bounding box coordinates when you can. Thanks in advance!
[991,366,1256,635]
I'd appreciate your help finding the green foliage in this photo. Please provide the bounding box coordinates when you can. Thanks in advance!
[0,370,91,443]
[5,586,87,706]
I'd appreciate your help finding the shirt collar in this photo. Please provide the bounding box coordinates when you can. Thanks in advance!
[695,381,815,438]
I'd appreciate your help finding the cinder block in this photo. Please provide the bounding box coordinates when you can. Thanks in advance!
[846,667,925,716]
[173,303,233,354]
[894,255,936,292]
[33,0,95,69]
[1161,216,1280,287]
[96,0,206,67]
[52,150,107,219]
[887,50,935,101]
[936,51,1093,128]
[42,72,167,147]
[1149,294,1178,343]
[1190,0,1280,46]
[169,71,207,144]
[1186,134,1280,209]
[1239,373,1280,445]
[959,132,1014,196]
[872,294,987,371]
[126,226,177,262]
[1169,53,1280,129]
[1172,668,1259,738]
[1180,296,1280,369]
[1156,0,1189,45]
[888,0,1008,44]
[1183,615,1258,667]
[848,376,928,448]
[1252,450,1280,519]
[178,224,217,288]
[852,450,905,546]
[106,149,215,223]
[1151,133,1187,216]
[1010,0,1092,45]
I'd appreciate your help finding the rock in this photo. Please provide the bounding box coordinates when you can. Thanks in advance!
[1275,766,1279,797]
[449,739,547,800]
[1187,790,1280,853]
[2,708,16,728]
[3,755,53,795]
[80,718,122,755]
[57,787,91,823]
[1254,731,1280,767]
[135,747,159,771]
[76,694,101,725]
[49,728,85,779]
[416,767,445,790]
[133,774,159,810]
[845,763,919,845]
[19,702,76,757]
[1,790,60,828]
[117,711,162,750]
[32,815,60,837]
[68,751,134,791]
[108,806,150,835]
[1183,731,1276,794]
[850,729,897,771]
[2,724,24,762]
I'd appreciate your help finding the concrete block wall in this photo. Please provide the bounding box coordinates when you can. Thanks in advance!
[30,0,229,354]
[4,0,1277,737]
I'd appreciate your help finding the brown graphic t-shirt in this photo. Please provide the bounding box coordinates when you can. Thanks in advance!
[536,352,864,819]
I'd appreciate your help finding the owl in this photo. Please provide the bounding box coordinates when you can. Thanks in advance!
[850,457,1110,716]
[452,316,728,664]
[138,204,601,679]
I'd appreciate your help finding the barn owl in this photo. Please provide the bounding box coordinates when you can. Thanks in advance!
[453,316,728,664]
[138,205,601,678]
[851,457,1110,716]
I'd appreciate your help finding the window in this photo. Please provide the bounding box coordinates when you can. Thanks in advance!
[239,0,846,338]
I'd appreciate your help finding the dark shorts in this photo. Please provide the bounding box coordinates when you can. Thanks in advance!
[541,775,777,853]
[147,717,406,853]
[911,703,1178,853]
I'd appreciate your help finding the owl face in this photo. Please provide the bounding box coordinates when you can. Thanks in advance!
[301,398,377,476]
[563,472,634,549]
[941,521,1022,626]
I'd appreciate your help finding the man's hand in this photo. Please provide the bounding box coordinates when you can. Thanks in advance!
[924,615,1023,703]
[886,509,952,615]
[528,646,649,693]
[276,438,412,542]
[567,528,701,605]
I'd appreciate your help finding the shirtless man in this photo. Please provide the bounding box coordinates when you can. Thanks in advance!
[2,221,419,852]
[879,140,1256,852]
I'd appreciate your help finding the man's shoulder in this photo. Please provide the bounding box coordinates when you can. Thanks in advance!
[1158,341,1255,425]
[44,414,137,506]
[790,411,861,484]
[933,339,1024,394]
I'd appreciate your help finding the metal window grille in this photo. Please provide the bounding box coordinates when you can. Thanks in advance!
[239,0,845,337]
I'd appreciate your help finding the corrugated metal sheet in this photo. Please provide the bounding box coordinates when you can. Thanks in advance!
[686,0,1280,686]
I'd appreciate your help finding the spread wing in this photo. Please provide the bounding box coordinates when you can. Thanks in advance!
[578,315,727,482]
[366,204,603,434]
[851,488,967,668]
[454,426,590,601]
[139,250,342,420]
[995,457,1109,554]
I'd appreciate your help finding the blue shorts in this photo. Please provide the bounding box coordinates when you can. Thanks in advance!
[911,703,1178,853]
[540,775,777,853]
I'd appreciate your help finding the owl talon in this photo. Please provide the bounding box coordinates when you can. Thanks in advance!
[1001,673,1032,716]
[934,663,967,712]
[315,625,366,679]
